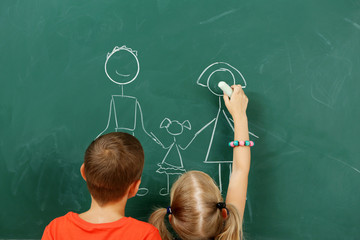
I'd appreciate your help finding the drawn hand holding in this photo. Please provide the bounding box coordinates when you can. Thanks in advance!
[149,132,164,148]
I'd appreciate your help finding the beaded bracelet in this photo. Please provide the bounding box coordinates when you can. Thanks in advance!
[228,140,254,147]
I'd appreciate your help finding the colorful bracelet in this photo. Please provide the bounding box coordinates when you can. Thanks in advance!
[228,140,254,147]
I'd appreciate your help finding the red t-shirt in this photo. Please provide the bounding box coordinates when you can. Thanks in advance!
[42,212,161,240]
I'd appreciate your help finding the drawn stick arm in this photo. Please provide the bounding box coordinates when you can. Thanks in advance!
[149,132,171,149]
[136,101,155,138]
[136,101,166,146]
[96,98,115,139]
[179,118,216,150]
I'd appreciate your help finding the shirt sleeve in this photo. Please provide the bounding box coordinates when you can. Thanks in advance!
[41,225,53,240]
[144,228,162,240]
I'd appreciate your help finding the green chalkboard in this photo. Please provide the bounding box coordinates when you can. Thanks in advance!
[1,0,359,239]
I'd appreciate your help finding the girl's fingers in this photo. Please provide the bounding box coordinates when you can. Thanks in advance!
[232,85,244,95]
[223,93,230,107]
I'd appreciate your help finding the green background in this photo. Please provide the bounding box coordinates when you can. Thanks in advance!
[1,0,359,239]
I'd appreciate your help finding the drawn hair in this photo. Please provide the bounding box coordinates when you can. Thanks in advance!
[149,171,243,240]
[84,132,144,206]
[106,45,138,60]
[197,62,247,97]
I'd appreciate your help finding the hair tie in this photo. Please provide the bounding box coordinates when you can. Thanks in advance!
[216,202,229,218]
[166,206,172,215]
[216,202,226,209]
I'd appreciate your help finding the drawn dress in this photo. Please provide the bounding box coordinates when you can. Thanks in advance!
[157,138,186,175]
[204,98,234,164]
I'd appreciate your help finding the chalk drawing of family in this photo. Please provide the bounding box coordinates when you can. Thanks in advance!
[97,45,258,196]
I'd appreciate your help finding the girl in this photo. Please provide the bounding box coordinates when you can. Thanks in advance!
[149,85,251,240]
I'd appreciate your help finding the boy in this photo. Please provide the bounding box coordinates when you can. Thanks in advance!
[42,132,161,239]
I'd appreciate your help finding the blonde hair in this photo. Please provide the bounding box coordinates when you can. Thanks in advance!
[149,171,243,240]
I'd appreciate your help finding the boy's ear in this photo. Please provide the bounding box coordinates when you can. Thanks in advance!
[80,164,86,181]
[128,179,141,199]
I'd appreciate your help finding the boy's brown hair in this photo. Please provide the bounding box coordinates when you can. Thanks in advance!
[83,132,144,206]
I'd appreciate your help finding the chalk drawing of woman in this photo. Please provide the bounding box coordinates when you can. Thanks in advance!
[188,62,258,192]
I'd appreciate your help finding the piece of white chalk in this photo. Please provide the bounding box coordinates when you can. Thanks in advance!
[218,81,233,97]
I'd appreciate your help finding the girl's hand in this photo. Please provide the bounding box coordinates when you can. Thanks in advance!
[222,85,248,119]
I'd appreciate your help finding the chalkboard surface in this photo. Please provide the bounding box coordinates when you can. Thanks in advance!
[1,0,359,239]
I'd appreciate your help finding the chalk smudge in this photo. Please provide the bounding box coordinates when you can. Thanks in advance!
[200,9,238,25]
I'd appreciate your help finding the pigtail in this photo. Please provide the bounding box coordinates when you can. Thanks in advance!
[215,203,243,240]
[148,208,173,240]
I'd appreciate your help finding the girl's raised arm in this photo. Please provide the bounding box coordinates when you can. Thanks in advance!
[223,85,251,220]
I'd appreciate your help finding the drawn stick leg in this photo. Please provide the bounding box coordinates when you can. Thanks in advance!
[137,187,149,197]
[218,163,222,193]
[229,163,232,182]
[159,174,170,196]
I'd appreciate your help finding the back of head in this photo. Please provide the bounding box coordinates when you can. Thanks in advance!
[84,132,144,205]
[149,171,242,240]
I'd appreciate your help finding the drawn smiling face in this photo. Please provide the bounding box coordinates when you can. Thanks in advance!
[104,46,140,85]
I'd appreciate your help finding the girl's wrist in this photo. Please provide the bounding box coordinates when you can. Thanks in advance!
[232,114,248,122]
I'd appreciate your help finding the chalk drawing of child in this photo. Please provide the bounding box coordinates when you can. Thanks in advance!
[152,118,191,196]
